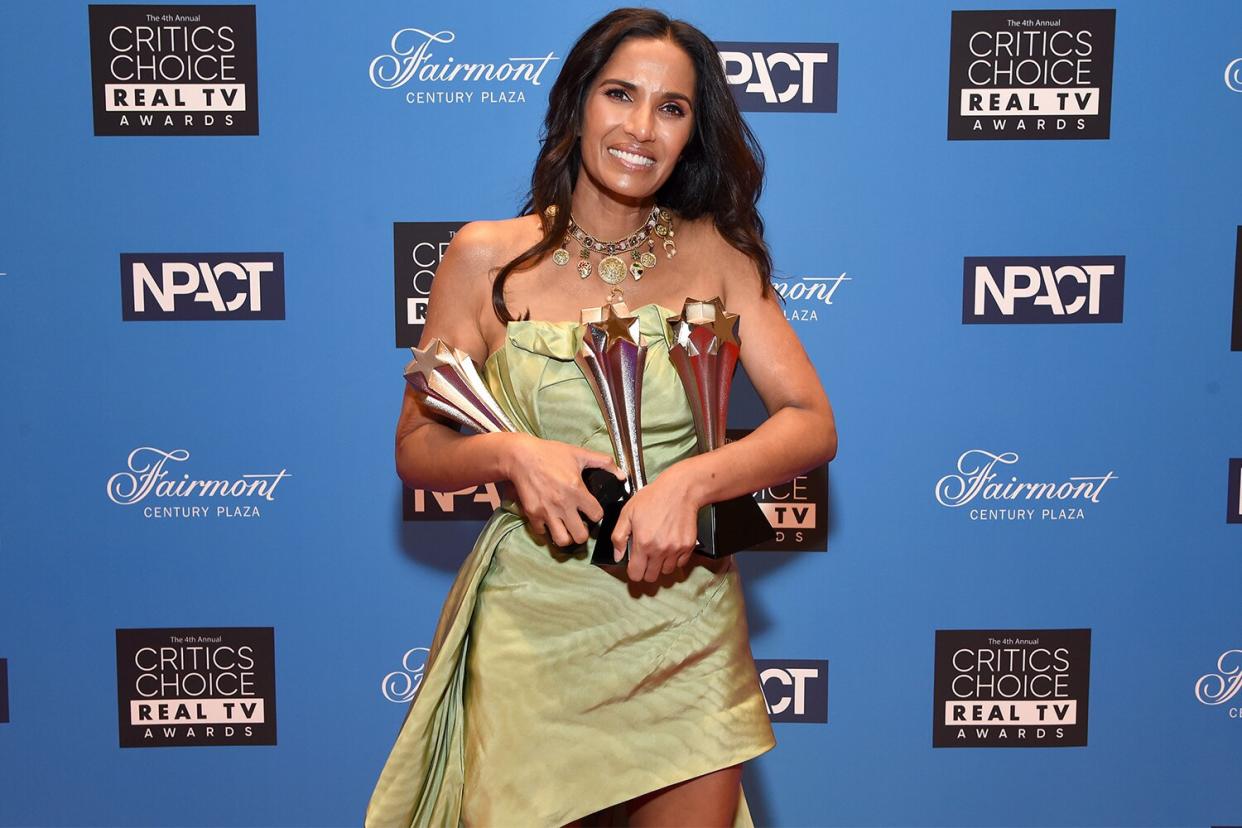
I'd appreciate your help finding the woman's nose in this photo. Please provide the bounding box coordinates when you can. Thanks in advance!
[625,106,654,141]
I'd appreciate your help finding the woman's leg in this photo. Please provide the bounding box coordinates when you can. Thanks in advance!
[625,764,743,828]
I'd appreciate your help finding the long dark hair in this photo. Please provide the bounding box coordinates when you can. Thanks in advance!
[491,7,775,323]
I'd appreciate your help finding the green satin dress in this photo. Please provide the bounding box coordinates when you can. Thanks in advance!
[367,302,775,827]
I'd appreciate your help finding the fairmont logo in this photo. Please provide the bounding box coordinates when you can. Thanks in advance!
[382,647,430,703]
[717,42,838,113]
[120,253,285,321]
[933,629,1091,747]
[369,28,557,106]
[771,273,850,324]
[88,5,259,135]
[935,449,1116,522]
[947,9,1115,140]
[755,659,828,723]
[963,256,1124,323]
[106,447,291,519]
[1227,59,1242,93]
[1195,649,1242,718]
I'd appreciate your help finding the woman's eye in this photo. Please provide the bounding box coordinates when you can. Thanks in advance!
[605,88,630,101]
[662,104,685,117]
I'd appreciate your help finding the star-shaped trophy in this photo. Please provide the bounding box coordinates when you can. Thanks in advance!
[403,339,516,434]
[575,301,649,566]
[666,296,776,558]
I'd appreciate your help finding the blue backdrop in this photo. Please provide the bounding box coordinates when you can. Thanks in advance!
[2,0,1241,825]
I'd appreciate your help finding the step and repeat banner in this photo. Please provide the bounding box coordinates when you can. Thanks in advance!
[1,1,1240,826]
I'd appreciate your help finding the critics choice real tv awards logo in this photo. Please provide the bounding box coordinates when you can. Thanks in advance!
[120,253,284,320]
[106,447,291,519]
[933,629,1090,747]
[394,222,463,348]
[755,659,828,723]
[115,627,276,747]
[947,9,1115,140]
[729,428,828,551]
[716,42,838,113]
[963,256,1124,323]
[88,5,259,136]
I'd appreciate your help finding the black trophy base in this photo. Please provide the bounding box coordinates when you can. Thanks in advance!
[693,492,775,559]
[581,467,631,566]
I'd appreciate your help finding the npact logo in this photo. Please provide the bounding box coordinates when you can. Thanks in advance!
[755,659,828,723]
[120,253,284,320]
[717,42,838,112]
[963,256,1124,323]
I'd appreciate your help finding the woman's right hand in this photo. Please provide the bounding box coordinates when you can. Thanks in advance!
[501,433,626,548]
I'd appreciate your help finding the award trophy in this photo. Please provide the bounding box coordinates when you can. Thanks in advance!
[574,302,649,566]
[403,339,518,435]
[665,296,776,558]
[404,338,628,554]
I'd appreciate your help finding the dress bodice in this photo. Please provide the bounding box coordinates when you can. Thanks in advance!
[482,302,699,480]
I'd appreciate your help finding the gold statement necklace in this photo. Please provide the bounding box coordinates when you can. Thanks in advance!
[545,204,677,288]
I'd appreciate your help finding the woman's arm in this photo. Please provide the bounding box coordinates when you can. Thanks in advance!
[395,222,517,492]
[664,238,838,507]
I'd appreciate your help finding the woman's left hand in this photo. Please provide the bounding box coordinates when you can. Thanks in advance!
[610,464,702,582]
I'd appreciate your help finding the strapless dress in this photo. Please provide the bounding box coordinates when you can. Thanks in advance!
[366,302,775,827]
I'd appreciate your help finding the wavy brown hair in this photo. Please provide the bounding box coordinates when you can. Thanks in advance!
[491,7,775,323]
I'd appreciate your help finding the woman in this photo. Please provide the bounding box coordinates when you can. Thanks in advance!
[368,8,837,827]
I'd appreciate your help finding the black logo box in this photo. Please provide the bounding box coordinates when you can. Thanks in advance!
[715,42,839,113]
[1228,459,1242,524]
[933,628,1090,748]
[115,627,276,747]
[88,4,259,136]
[395,222,465,348]
[0,658,8,723]
[120,252,285,320]
[947,9,1115,141]
[962,255,1124,324]
[755,659,828,723]
[1231,227,1242,351]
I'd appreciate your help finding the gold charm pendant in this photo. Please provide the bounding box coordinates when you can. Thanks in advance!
[598,255,627,284]
[553,248,570,267]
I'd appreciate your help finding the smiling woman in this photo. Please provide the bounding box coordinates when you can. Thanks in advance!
[367,7,836,828]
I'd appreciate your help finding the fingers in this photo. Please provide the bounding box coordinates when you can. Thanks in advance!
[581,449,626,481]
[577,490,604,525]
[611,507,632,564]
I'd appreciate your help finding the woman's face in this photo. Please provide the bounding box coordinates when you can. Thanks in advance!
[577,36,696,203]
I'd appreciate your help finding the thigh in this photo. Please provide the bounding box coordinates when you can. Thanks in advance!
[625,764,743,828]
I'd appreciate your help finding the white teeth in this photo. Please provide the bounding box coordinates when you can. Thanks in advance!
[609,148,655,167]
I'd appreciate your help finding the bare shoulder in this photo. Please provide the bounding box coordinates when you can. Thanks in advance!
[413,214,532,359]
[423,214,542,354]
[446,214,543,272]
[679,215,771,313]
